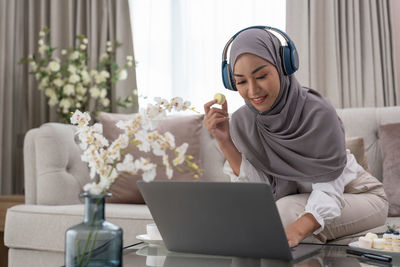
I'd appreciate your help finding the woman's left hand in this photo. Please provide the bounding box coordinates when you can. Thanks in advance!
[285,213,321,247]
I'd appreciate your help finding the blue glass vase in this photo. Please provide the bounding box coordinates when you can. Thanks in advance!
[65,193,123,267]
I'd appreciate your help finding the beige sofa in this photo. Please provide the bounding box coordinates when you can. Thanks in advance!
[4,106,400,266]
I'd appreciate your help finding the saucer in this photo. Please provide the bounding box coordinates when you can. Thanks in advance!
[136,234,164,245]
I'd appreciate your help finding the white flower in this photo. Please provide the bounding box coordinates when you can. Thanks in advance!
[76,83,87,95]
[76,102,81,108]
[101,98,110,107]
[39,77,49,90]
[107,47,112,52]
[69,51,80,60]
[173,143,188,166]
[61,49,67,55]
[163,154,173,179]
[100,89,107,98]
[100,53,109,62]
[90,87,101,98]
[38,39,44,46]
[64,84,75,96]
[30,62,38,72]
[126,56,133,61]
[80,44,86,50]
[81,70,91,85]
[44,88,56,98]
[181,101,192,111]
[53,78,64,87]
[70,110,90,127]
[171,97,184,111]
[69,74,81,84]
[118,69,128,80]
[135,130,151,152]
[116,154,137,173]
[107,41,112,46]
[90,70,98,77]
[107,135,129,161]
[60,98,72,112]
[83,182,102,195]
[135,158,157,182]
[38,45,47,54]
[68,65,77,73]
[127,62,133,67]
[48,96,58,107]
[100,70,110,78]
[39,31,45,37]
[95,73,107,84]
[164,132,175,147]
[83,38,88,44]
[133,89,138,96]
[48,61,60,72]
[35,73,41,80]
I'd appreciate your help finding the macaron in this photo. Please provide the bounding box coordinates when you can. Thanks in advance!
[214,93,226,105]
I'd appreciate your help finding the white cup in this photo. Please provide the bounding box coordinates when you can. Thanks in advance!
[146,223,162,240]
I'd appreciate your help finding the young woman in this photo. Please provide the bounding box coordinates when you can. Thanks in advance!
[203,27,388,247]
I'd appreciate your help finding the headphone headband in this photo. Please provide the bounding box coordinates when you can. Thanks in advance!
[221,26,299,91]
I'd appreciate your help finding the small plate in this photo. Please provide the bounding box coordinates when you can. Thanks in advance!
[349,241,400,256]
[136,234,164,245]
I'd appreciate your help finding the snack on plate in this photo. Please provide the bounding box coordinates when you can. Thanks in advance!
[365,232,378,240]
[372,238,385,250]
[213,93,226,105]
[392,231,400,252]
[358,236,372,249]
[383,227,395,251]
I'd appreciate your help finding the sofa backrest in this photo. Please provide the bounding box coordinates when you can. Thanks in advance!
[24,106,400,205]
[336,107,400,182]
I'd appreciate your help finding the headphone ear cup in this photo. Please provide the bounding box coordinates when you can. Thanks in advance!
[221,61,237,91]
[290,44,299,72]
[281,46,295,75]
[280,43,299,76]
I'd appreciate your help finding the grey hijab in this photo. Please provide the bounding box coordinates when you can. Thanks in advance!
[229,29,347,200]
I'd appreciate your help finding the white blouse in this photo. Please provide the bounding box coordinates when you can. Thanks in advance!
[223,149,359,234]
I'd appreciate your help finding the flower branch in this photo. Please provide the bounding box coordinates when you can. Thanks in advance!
[71,97,203,195]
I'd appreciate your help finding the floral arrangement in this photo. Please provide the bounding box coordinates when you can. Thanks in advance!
[20,26,135,123]
[71,97,202,194]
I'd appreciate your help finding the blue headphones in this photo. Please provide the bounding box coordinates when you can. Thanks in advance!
[221,26,299,91]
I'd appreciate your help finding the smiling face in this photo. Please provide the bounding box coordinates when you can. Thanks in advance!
[233,53,281,113]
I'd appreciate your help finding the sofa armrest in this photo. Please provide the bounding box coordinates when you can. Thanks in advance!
[24,123,90,205]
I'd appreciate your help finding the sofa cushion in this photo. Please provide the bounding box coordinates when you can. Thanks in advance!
[345,137,369,171]
[379,123,400,216]
[4,204,153,252]
[98,112,204,204]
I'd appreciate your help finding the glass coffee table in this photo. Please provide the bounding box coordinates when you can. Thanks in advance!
[122,242,399,267]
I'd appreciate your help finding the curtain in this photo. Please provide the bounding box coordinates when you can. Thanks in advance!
[128,0,286,113]
[391,0,400,103]
[286,0,398,108]
[0,0,138,195]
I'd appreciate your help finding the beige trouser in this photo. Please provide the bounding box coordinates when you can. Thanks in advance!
[276,167,389,243]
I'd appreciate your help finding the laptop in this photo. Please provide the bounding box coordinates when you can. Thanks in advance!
[137,181,321,261]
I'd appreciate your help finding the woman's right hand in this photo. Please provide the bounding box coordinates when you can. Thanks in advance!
[203,99,230,144]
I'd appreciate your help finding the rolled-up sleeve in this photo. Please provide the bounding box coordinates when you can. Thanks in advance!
[302,150,359,234]
[223,154,266,183]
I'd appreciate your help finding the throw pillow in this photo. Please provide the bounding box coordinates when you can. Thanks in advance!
[379,123,400,216]
[98,112,204,204]
[345,137,370,172]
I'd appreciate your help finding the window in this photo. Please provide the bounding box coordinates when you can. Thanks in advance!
[129,0,286,112]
